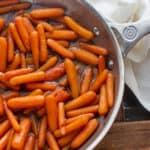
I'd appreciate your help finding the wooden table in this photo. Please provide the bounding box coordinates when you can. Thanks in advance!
[96,85,150,150]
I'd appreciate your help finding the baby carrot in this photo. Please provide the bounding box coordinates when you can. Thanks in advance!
[80,67,93,94]
[2,91,20,100]
[64,59,79,98]
[71,119,98,149]
[91,69,108,92]
[26,82,56,91]
[26,56,33,65]
[30,31,40,69]
[46,131,60,150]
[38,56,58,71]
[0,18,5,31]
[9,23,26,53]
[20,53,26,68]
[46,30,78,40]
[30,114,38,136]
[57,40,70,48]
[24,134,35,150]
[98,55,106,73]
[79,42,108,55]
[7,95,45,109]
[31,8,64,19]
[106,72,114,108]
[47,39,74,59]
[90,95,100,105]
[66,105,99,117]
[65,91,96,111]
[11,118,31,150]
[71,47,98,65]
[0,0,20,7]
[38,116,47,149]
[15,16,30,50]
[0,120,11,138]
[64,16,94,40]
[9,71,45,86]
[45,63,65,81]
[29,89,43,96]
[6,129,14,150]
[37,24,48,63]
[37,107,46,117]
[0,37,7,72]
[0,95,4,116]
[45,95,58,132]
[41,21,54,32]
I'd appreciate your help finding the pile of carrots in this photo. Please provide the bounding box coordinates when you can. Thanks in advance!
[0,0,114,149]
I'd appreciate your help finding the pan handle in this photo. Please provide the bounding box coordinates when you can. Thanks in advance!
[109,18,150,56]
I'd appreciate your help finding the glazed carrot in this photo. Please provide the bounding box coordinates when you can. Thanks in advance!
[37,107,46,117]
[4,101,20,132]
[11,118,31,150]
[6,129,14,150]
[0,18,5,31]
[26,83,57,91]
[98,84,108,115]
[54,116,89,138]
[29,89,43,96]
[8,53,21,71]
[64,16,94,40]
[0,0,20,7]
[0,37,7,72]
[18,53,26,67]
[106,73,114,108]
[71,47,98,65]
[46,131,60,150]
[0,95,4,116]
[71,119,98,149]
[9,71,45,86]
[38,116,47,149]
[45,95,58,132]
[0,120,11,138]
[65,91,96,111]
[47,39,74,59]
[65,113,94,125]
[26,56,33,65]
[15,16,30,50]
[7,95,45,109]
[30,31,40,69]
[79,42,108,55]
[66,105,99,117]
[91,69,108,92]
[2,91,19,100]
[98,55,106,73]
[31,8,64,19]
[7,29,14,63]
[30,114,38,136]
[46,30,77,40]
[45,63,65,81]
[9,23,26,53]
[37,24,48,63]
[0,130,11,150]
[57,40,70,48]
[38,56,57,71]
[41,21,54,32]
[4,68,34,80]
[64,59,79,98]
[58,131,78,147]
[80,67,93,94]
[24,134,35,150]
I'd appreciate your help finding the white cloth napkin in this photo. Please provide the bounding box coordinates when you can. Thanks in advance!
[86,0,150,111]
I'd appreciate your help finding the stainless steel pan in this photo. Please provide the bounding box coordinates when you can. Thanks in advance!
[24,0,150,149]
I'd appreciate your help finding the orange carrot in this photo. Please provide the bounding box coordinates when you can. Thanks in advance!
[57,40,70,48]
[0,37,7,72]
[59,77,68,87]
[31,8,64,19]
[64,59,79,98]
[0,18,5,31]
[45,95,58,132]
[46,30,77,40]
[37,24,48,63]
[9,23,26,53]
[46,131,60,150]
[9,71,45,86]
[79,42,108,55]
[11,118,31,150]
[26,56,33,65]
[0,95,4,116]
[24,134,35,150]
[80,67,93,94]
[106,73,114,108]
[41,21,54,32]
[71,47,98,65]
[3,101,20,132]
[6,129,14,150]
[0,0,20,7]
[2,91,19,100]
[66,105,99,117]
[62,145,70,150]
[30,114,38,136]
[29,89,43,96]
[7,95,45,109]
[38,56,58,71]
[90,95,100,105]
[65,91,96,111]
[30,31,40,69]
[47,39,74,59]
[53,24,66,30]
[37,107,46,117]
[38,116,47,149]
[0,120,11,138]
[64,16,94,40]
[98,55,106,73]
[71,119,98,149]
[20,53,26,68]
[91,69,108,92]
[15,16,30,50]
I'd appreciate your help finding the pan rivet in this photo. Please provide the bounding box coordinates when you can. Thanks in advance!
[93,27,100,36]
[108,59,114,70]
